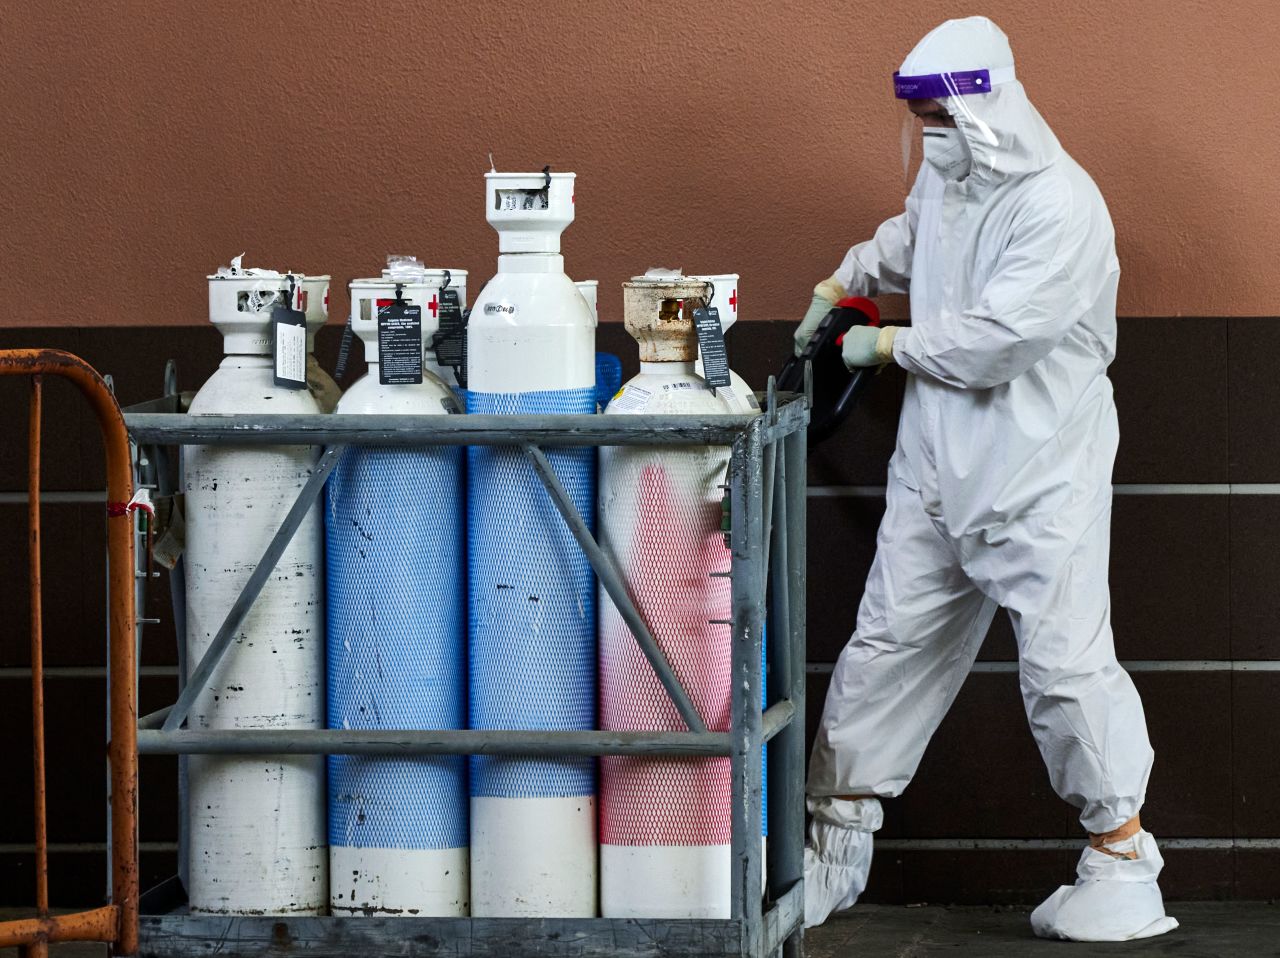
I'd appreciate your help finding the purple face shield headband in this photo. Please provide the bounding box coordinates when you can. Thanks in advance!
[893,67,1013,100]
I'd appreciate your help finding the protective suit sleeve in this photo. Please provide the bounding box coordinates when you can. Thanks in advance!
[892,183,1113,389]
[833,178,922,297]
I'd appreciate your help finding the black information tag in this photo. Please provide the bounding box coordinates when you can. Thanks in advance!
[455,310,469,390]
[433,288,465,368]
[378,300,424,385]
[333,317,355,383]
[272,286,308,390]
[694,306,731,389]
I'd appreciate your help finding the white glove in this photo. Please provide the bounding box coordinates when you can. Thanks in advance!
[803,796,883,928]
[841,325,899,369]
[793,276,848,356]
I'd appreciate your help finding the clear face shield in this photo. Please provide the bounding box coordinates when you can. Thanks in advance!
[894,68,1011,180]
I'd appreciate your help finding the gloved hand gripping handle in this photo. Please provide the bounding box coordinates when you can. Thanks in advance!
[779,297,883,446]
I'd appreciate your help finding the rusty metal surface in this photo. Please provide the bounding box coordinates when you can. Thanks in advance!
[27,377,48,930]
[622,279,712,362]
[0,905,120,948]
[0,350,137,956]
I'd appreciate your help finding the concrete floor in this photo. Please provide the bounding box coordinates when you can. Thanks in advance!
[3,903,1278,956]
[805,903,1280,957]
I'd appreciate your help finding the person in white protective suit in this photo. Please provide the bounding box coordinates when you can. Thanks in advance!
[794,16,1179,942]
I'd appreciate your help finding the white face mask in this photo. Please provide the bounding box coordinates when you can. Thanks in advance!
[922,127,971,181]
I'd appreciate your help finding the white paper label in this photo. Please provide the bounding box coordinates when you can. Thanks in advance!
[609,384,652,413]
[274,321,307,386]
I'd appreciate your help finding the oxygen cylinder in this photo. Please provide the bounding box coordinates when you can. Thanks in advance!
[183,262,327,915]
[686,274,767,852]
[689,273,758,413]
[349,261,469,387]
[598,278,738,919]
[466,170,598,917]
[575,279,598,320]
[576,279,623,411]
[325,278,468,915]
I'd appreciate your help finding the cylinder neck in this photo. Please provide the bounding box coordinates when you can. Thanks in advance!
[497,253,565,273]
[641,361,696,375]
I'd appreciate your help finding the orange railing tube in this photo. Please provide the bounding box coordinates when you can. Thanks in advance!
[0,349,138,956]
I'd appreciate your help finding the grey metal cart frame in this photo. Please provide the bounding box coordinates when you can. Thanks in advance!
[122,381,809,958]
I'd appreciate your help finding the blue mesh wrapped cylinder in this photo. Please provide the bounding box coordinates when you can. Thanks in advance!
[466,387,598,916]
[594,352,623,411]
[326,444,468,915]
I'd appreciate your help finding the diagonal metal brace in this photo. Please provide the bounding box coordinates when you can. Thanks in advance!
[162,445,346,733]
[521,443,708,735]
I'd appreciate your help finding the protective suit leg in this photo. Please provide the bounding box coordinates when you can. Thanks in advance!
[805,477,996,926]
[1000,496,1175,941]
[803,796,881,928]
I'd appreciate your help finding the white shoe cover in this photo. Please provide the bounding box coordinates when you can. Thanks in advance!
[1031,830,1179,941]
[803,797,883,928]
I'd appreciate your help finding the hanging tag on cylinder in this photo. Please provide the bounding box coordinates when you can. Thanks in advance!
[693,303,731,390]
[333,317,355,383]
[378,285,424,385]
[433,271,466,369]
[272,275,308,390]
[449,307,470,390]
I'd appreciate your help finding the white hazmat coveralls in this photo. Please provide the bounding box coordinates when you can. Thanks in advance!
[803,16,1177,942]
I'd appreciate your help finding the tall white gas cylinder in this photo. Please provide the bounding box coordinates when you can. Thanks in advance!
[574,279,598,320]
[349,260,469,387]
[326,278,468,915]
[687,273,758,413]
[183,262,327,914]
[598,278,738,919]
[576,278,623,411]
[466,170,598,917]
[686,273,766,849]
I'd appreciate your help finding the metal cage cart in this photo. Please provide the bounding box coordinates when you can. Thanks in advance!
[122,377,809,958]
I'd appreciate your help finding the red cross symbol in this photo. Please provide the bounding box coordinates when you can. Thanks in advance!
[428,294,439,317]
[729,288,738,312]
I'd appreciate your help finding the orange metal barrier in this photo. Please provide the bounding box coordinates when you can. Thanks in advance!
[0,350,138,957]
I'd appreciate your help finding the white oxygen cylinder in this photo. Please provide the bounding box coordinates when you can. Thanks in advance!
[687,273,769,863]
[598,278,737,918]
[349,259,469,386]
[575,279,598,321]
[326,279,468,916]
[466,171,599,918]
[183,261,327,915]
[688,273,758,413]
[577,279,623,411]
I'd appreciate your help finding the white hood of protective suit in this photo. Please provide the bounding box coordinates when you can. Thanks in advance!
[901,16,1063,187]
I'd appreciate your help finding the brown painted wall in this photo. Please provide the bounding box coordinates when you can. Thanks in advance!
[1,0,1276,329]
